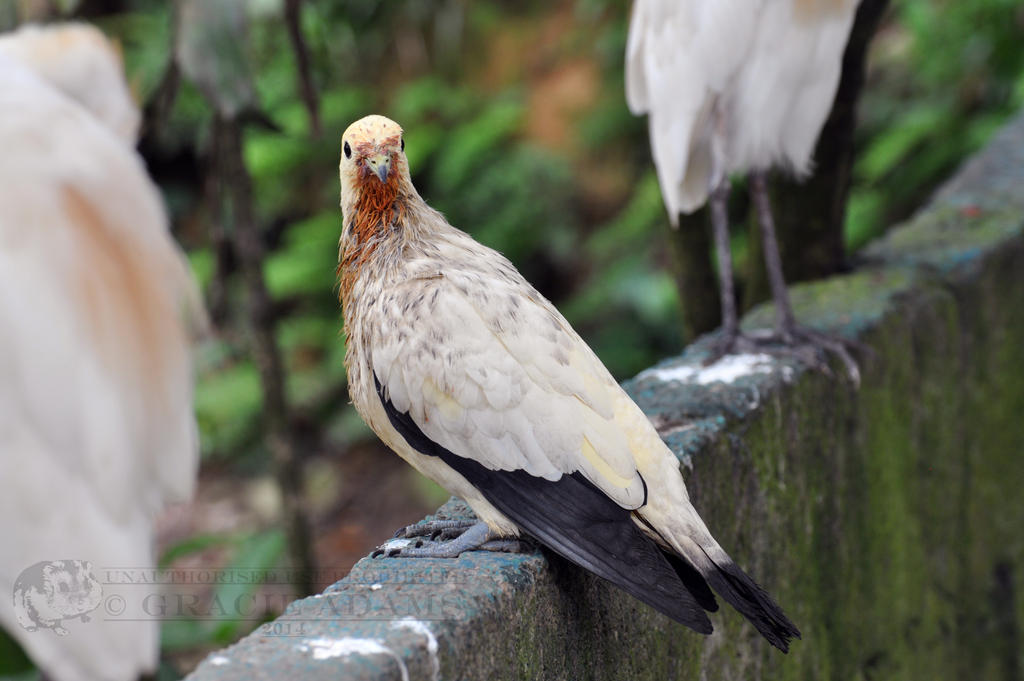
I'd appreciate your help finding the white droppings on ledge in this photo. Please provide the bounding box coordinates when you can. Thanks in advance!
[298,637,386,660]
[392,618,440,681]
[642,353,782,385]
[297,637,409,681]
[370,583,383,590]
[208,656,230,666]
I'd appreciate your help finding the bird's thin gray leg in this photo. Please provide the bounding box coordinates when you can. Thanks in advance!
[372,521,526,558]
[704,179,760,364]
[750,171,797,336]
[750,171,862,384]
[710,178,738,340]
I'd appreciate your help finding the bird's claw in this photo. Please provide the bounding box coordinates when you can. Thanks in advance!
[372,537,527,559]
[478,539,529,553]
[373,521,531,559]
[774,323,864,387]
[371,537,425,558]
[392,518,478,540]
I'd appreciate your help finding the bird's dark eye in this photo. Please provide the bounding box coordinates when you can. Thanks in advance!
[343,141,352,159]
[400,137,405,152]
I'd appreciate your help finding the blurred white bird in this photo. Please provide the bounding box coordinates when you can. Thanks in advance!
[0,22,140,143]
[0,23,203,681]
[626,0,860,378]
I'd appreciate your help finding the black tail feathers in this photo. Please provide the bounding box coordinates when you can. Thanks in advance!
[663,550,719,613]
[700,551,801,653]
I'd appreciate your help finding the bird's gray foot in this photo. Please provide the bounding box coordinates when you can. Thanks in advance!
[392,518,478,541]
[703,329,762,367]
[770,322,863,387]
[372,521,527,558]
[704,324,862,385]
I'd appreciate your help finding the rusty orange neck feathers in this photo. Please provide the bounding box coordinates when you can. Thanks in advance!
[350,154,405,246]
[337,115,411,304]
[338,154,409,304]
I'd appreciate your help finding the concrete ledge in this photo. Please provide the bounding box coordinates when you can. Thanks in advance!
[187,112,1024,680]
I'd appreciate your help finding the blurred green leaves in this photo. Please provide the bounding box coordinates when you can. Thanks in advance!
[0,629,34,677]
[194,358,261,458]
[433,99,523,190]
[846,0,1024,247]
[159,530,286,651]
[264,212,339,298]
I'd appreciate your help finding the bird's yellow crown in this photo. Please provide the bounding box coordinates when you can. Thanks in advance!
[342,114,403,150]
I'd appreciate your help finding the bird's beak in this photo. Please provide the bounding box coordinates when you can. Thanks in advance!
[365,153,392,183]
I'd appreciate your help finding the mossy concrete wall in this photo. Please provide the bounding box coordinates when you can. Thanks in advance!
[187,113,1024,681]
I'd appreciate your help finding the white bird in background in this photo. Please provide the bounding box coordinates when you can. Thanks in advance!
[0,23,203,681]
[0,22,141,143]
[626,0,861,376]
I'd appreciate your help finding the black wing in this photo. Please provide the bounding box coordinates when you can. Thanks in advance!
[375,375,712,633]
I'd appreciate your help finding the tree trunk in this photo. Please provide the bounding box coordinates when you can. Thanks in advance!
[665,206,722,341]
[213,116,317,598]
[283,0,320,138]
